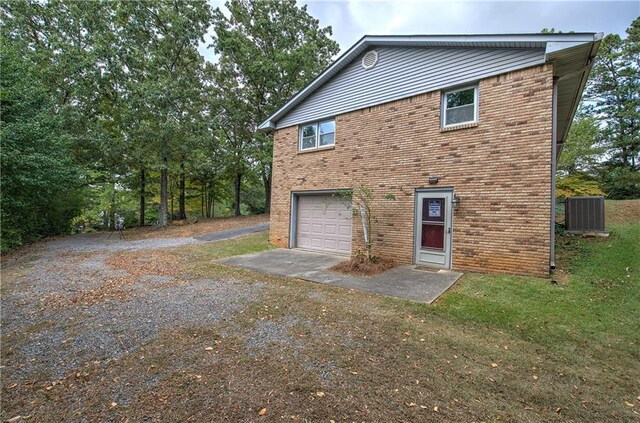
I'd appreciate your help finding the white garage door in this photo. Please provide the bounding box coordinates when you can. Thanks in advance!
[296,195,352,254]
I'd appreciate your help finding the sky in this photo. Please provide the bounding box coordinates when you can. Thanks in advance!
[199,0,639,62]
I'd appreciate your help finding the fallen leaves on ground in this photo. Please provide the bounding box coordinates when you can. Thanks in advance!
[124,214,269,240]
[106,250,184,276]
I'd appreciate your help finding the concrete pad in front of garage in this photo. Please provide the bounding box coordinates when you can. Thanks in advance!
[218,248,463,304]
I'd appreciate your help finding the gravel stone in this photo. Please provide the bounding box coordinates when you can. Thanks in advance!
[1,228,269,384]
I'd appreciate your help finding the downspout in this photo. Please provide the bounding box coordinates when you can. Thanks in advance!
[550,78,558,271]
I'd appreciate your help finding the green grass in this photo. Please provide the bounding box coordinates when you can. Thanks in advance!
[185,231,273,260]
[430,210,639,358]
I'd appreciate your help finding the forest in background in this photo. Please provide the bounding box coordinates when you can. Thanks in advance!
[1,1,638,253]
[1,0,339,252]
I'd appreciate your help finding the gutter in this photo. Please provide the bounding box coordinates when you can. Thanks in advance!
[550,79,558,271]
[557,32,603,146]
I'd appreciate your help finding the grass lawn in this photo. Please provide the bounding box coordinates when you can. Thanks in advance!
[2,201,638,421]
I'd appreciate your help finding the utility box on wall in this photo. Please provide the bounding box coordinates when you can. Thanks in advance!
[565,196,605,233]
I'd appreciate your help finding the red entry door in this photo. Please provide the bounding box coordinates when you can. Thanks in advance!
[415,191,452,268]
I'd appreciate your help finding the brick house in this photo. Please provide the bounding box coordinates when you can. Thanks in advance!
[258,34,602,277]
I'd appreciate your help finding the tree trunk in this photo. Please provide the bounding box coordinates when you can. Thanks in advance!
[139,167,146,227]
[110,181,117,229]
[178,159,186,220]
[233,173,242,216]
[158,158,168,227]
[262,168,272,215]
[201,183,205,218]
[206,192,214,218]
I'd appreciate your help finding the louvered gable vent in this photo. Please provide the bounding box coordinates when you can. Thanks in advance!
[362,50,379,70]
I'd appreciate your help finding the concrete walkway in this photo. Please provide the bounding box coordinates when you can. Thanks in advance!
[218,249,463,304]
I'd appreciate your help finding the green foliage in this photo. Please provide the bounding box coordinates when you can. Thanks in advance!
[557,17,640,200]
[586,18,639,179]
[558,114,603,175]
[242,183,267,215]
[599,166,640,199]
[1,0,231,248]
[556,174,605,199]
[0,41,83,251]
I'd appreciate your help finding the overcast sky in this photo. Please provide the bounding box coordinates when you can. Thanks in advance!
[199,0,639,62]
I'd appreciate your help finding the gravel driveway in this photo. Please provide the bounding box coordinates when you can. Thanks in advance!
[0,226,275,420]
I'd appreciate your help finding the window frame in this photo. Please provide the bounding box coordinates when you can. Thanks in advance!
[298,118,335,151]
[441,85,479,128]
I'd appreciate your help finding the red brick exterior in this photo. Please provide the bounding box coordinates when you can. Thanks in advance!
[269,64,554,277]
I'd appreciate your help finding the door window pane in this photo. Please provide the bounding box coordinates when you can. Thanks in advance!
[422,198,445,222]
[421,223,445,250]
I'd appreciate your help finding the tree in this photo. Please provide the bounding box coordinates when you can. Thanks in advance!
[555,175,605,199]
[558,113,603,175]
[116,0,213,225]
[352,185,375,262]
[212,0,340,213]
[586,18,640,188]
[0,41,83,251]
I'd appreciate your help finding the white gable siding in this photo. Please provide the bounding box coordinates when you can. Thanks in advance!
[276,47,545,129]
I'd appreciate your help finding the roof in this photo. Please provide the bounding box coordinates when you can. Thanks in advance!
[258,33,602,147]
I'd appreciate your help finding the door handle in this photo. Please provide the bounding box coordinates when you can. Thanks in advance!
[447,227,451,234]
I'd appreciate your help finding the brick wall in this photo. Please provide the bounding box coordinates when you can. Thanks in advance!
[269,64,554,277]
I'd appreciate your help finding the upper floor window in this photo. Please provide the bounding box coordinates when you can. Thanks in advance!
[299,119,335,151]
[442,86,478,127]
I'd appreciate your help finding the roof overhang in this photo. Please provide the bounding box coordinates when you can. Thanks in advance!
[545,34,602,156]
[259,33,603,134]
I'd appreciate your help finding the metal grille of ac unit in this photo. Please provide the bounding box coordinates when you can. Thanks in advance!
[565,196,605,233]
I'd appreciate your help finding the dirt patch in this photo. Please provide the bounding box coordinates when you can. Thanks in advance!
[330,256,395,275]
[605,199,640,225]
[123,214,269,240]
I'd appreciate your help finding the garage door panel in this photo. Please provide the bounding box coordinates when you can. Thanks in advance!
[324,239,337,249]
[298,223,310,232]
[338,224,351,236]
[296,195,352,255]
[300,207,312,217]
[325,210,337,219]
[338,240,351,253]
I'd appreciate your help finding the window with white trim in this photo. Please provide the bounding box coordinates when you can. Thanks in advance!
[442,86,478,127]
[299,119,335,151]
